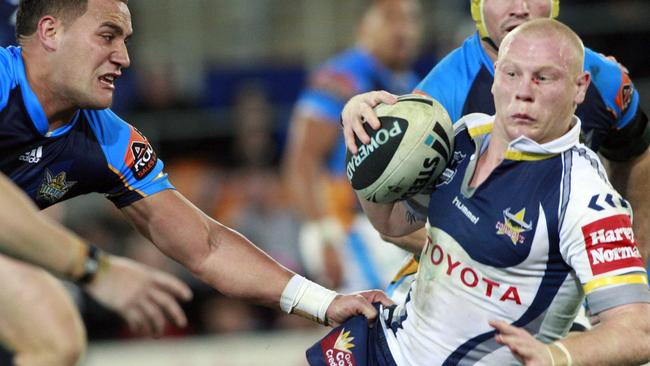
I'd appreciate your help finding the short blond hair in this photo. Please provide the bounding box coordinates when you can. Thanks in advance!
[501,18,584,76]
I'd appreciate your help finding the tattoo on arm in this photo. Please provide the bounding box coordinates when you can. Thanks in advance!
[405,210,421,225]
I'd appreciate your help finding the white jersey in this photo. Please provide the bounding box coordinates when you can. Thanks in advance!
[384,113,649,366]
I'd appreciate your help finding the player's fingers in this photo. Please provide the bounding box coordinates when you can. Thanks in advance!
[148,287,188,328]
[123,307,145,335]
[351,111,372,145]
[353,294,378,323]
[358,290,394,307]
[360,102,381,130]
[137,298,167,338]
[489,320,520,336]
[371,91,398,106]
[344,127,360,155]
[152,271,193,302]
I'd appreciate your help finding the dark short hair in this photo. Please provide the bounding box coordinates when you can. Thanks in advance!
[16,0,128,43]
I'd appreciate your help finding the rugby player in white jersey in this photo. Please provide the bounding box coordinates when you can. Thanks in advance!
[309,19,650,366]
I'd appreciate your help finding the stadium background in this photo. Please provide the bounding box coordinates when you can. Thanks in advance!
[0,0,648,365]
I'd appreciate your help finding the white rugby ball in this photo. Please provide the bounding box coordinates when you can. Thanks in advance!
[345,94,454,203]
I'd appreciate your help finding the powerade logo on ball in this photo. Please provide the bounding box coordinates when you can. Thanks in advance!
[346,117,407,190]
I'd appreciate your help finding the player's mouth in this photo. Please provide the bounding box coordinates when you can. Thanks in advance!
[503,22,524,33]
[98,73,119,89]
[512,113,535,122]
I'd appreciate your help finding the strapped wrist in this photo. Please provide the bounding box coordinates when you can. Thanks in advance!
[75,245,109,285]
[280,274,338,325]
[547,341,573,366]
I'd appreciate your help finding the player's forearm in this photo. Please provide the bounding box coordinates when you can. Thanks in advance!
[380,227,427,254]
[608,149,650,262]
[357,196,422,237]
[193,221,294,307]
[0,174,86,279]
[555,304,650,365]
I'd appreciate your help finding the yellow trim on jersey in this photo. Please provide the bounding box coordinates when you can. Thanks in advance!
[107,164,147,197]
[390,257,420,284]
[467,123,493,138]
[583,273,649,295]
[503,150,558,161]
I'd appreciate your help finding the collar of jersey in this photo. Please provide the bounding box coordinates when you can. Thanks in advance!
[15,47,80,138]
[471,32,495,76]
[466,113,582,161]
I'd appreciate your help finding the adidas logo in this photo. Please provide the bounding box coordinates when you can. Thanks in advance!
[19,146,43,164]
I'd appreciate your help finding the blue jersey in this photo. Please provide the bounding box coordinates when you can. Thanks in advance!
[295,47,419,176]
[0,46,173,209]
[415,32,642,156]
[388,114,649,365]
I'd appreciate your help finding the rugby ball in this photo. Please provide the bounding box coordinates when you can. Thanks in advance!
[345,94,453,203]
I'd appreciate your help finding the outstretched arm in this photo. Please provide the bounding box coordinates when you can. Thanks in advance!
[122,189,392,325]
[0,173,192,337]
[492,303,650,365]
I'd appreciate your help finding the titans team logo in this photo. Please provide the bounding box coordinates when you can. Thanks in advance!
[37,169,76,203]
[495,207,532,245]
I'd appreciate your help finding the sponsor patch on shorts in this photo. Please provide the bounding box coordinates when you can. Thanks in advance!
[581,214,643,275]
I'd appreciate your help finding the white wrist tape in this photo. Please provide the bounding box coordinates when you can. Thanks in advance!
[280,274,338,324]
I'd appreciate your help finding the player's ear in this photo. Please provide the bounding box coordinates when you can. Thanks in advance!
[36,16,62,51]
[574,71,591,105]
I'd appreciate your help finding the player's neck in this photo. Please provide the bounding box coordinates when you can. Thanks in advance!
[481,40,499,63]
[469,127,509,188]
[22,51,79,131]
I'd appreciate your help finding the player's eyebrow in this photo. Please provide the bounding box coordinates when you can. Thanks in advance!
[99,21,133,41]
[100,22,123,34]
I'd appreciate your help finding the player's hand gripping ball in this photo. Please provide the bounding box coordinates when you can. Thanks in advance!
[345,94,454,203]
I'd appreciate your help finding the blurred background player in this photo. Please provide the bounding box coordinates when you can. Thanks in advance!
[341,0,650,305]
[283,0,422,292]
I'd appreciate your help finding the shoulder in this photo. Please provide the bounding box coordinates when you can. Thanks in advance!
[0,46,21,105]
[563,144,629,216]
[583,48,628,92]
[308,48,374,93]
[455,112,492,135]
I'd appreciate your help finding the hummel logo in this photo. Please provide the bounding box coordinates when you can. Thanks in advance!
[19,146,43,164]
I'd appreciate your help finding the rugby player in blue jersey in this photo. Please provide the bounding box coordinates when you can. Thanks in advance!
[283,0,420,293]
[0,1,391,365]
[309,19,650,366]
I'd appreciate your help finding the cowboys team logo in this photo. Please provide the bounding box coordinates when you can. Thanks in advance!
[496,207,532,245]
[37,169,77,203]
